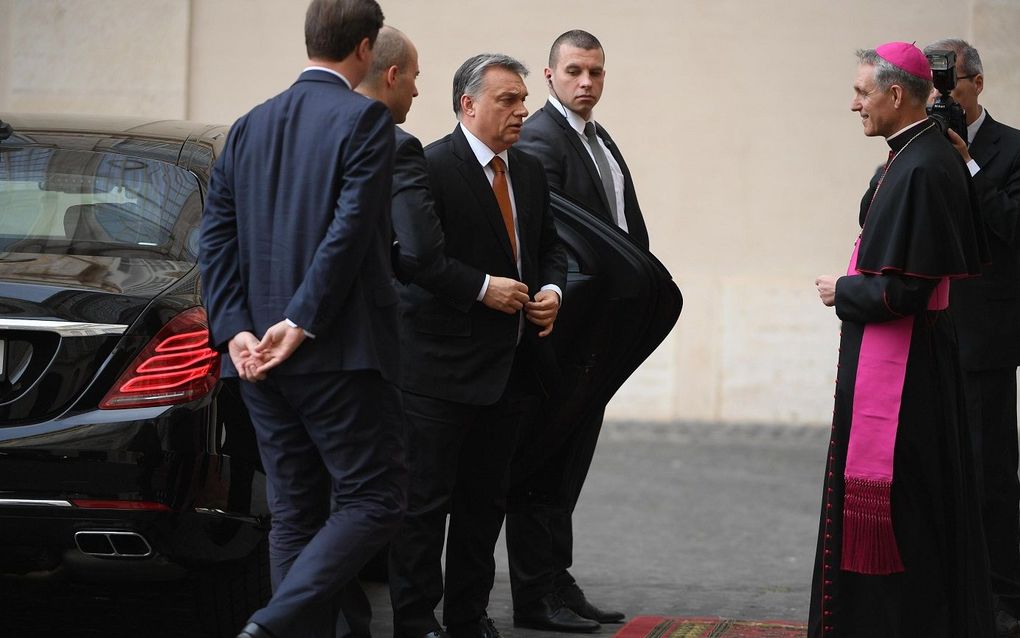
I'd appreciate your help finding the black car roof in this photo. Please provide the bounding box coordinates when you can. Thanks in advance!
[0,113,229,183]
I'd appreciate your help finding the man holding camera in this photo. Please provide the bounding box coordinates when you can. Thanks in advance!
[924,37,1020,638]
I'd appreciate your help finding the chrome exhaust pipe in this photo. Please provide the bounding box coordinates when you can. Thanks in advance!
[74,531,153,558]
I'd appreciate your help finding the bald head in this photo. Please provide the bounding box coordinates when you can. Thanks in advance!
[362,26,413,89]
[355,25,419,123]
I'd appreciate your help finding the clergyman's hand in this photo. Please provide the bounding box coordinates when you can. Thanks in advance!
[525,289,560,337]
[815,275,838,307]
[228,331,265,382]
[946,128,972,163]
[253,320,307,376]
[481,276,530,314]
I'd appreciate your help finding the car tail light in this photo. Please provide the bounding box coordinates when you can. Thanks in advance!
[100,307,220,409]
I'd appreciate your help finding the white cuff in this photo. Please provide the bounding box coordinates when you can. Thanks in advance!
[540,284,563,306]
[476,274,491,301]
[285,318,316,339]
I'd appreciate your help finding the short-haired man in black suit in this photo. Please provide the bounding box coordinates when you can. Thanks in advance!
[508,30,644,631]
[386,53,567,638]
[924,37,1020,638]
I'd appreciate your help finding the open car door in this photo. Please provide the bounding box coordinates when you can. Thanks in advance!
[519,191,683,473]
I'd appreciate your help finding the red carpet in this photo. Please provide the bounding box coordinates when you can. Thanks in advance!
[613,615,807,638]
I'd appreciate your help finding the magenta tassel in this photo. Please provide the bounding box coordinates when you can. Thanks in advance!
[841,476,904,575]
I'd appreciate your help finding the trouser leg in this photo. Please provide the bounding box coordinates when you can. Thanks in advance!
[389,392,467,637]
[243,371,407,638]
[444,385,531,625]
[967,368,1020,608]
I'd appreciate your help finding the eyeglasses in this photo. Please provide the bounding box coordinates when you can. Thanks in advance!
[957,74,979,82]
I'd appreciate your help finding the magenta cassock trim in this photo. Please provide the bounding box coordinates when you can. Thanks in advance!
[839,238,949,574]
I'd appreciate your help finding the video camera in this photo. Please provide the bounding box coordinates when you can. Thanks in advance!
[925,50,968,144]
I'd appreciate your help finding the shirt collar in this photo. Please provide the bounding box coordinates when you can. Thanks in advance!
[459,123,509,169]
[302,66,352,89]
[547,94,593,136]
[887,118,931,143]
[968,106,987,145]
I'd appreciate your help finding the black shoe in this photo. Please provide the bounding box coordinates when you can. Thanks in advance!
[237,622,276,638]
[558,586,625,624]
[997,609,1020,638]
[514,593,601,633]
[447,615,502,638]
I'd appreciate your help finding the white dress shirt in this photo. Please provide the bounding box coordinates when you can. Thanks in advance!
[302,65,352,89]
[547,94,627,232]
[965,106,987,177]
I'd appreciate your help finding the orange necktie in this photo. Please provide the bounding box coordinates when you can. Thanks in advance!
[490,156,517,260]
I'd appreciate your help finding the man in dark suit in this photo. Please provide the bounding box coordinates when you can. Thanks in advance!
[925,38,1020,638]
[386,53,567,638]
[199,3,406,637]
[355,25,444,287]
[507,30,645,631]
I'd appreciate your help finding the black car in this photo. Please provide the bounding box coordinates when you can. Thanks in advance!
[0,114,681,637]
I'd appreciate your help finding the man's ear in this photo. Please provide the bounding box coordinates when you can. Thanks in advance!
[889,84,905,108]
[460,94,474,117]
[974,73,984,97]
[356,37,372,62]
[386,65,400,87]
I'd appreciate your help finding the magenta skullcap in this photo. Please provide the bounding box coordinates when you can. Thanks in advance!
[875,41,932,80]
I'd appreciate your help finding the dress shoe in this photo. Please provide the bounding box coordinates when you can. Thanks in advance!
[558,586,625,624]
[514,593,601,633]
[447,615,502,638]
[996,609,1020,638]
[237,622,276,638]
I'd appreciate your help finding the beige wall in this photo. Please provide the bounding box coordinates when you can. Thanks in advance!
[3,0,1019,425]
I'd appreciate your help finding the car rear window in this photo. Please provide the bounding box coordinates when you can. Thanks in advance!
[0,146,202,262]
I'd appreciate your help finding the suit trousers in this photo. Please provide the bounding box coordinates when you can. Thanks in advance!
[389,354,537,635]
[241,369,407,637]
[964,367,1020,608]
[505,404,607,607]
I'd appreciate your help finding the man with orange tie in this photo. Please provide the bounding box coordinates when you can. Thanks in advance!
[386,53,567,638]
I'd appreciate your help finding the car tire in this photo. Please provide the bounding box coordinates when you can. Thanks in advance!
[193,539,271,638]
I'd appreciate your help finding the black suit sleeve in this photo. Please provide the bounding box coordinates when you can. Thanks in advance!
[531,161,568,293]
[391,135,443,282]
[973,150,1020,248]
[392,135,484,312]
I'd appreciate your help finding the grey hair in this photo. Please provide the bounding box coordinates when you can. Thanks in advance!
[856,48,932,105]
[452,53,529,115]
[924,38,983,76]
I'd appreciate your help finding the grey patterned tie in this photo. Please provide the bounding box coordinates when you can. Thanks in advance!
[583,121,619,225]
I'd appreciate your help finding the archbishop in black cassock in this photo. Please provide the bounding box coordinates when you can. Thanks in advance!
[810,44,994,638]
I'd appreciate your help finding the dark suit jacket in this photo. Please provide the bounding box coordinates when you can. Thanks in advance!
[517,100,649,249]
[396,125,567,405]
[391,126,448,285]
[951,111,1020,370]
[199,69,398,380]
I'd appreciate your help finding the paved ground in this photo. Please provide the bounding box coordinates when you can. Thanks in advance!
[3,421,827,637]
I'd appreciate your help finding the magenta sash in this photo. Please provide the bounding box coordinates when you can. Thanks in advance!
[840,237,949,575]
